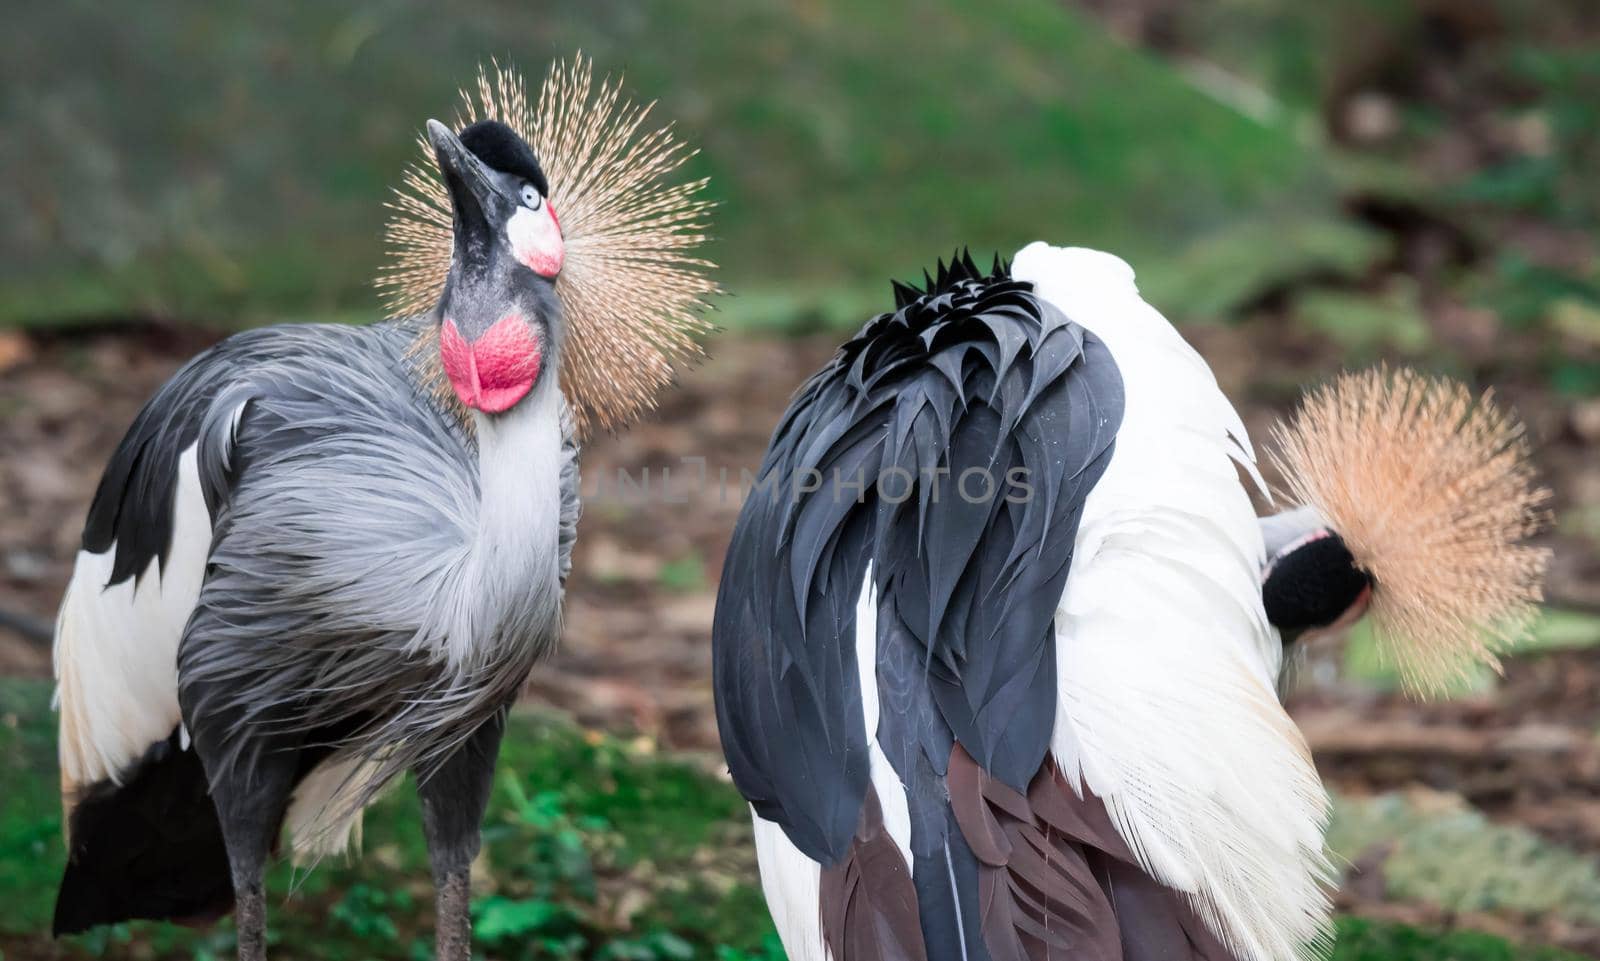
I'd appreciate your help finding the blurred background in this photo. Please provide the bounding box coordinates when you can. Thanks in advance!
[3,1,1599,958]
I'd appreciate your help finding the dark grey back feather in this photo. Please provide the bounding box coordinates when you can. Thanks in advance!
[713,253,1124,893]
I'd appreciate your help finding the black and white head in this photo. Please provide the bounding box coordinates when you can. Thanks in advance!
[1260,506,1372,644]
[1262,368,1550,691]
[426,118,564,414]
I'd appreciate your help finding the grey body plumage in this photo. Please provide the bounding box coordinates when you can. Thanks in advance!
[713,254,1131,959]
[54,117,585,961]
[53,60,718,960]
[167,316,577,806]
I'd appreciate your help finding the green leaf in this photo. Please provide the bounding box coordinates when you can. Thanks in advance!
[657,553,708,594]
[471,896,572,942]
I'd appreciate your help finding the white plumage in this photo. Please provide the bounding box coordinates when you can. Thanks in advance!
[753,564,924,961]
[51,373,565,858]
[747,245,1331,961]
[853,567,914,869]
[54,444,208,811]
[750,813,828,961]
[1014,242,1332,961]
[53,439,383,860]
[283,756,383,861]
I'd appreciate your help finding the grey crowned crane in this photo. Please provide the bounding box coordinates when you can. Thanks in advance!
[51,59,715,960]
[712,245,1547,961]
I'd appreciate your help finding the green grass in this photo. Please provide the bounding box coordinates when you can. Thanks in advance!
[1329,793,1600,928]
[1331,918,1590,961]
[0,678,770,960]
[2,676,1592,959]
[0,0,1349,331]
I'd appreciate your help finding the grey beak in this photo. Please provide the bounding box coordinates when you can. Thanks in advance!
[427,120,491,188]
[1259,505,1326,565]
[427,119,497,259]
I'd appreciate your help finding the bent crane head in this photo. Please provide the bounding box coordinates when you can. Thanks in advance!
[1262,367,1550,692]
[1260,505,1372,644]
[428,118,564,414]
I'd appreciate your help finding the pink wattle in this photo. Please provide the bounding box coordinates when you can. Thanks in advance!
[439,315,542,413]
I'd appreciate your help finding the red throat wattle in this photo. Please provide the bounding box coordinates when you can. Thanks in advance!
[439,314,542,413]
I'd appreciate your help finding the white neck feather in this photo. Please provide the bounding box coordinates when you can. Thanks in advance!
[447,374,565,666]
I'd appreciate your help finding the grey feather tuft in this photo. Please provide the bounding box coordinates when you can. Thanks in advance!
[141,317,577,812]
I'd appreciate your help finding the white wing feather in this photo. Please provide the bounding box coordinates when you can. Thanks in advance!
[54,444,210,811]
[55,440,390,860]
[750,811,829,961]
[1013,242,1332,961]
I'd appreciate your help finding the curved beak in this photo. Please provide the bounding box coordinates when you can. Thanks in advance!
[427,119,498,268]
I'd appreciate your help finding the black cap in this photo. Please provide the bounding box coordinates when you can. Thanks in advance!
[1263,534,1371,633]
[458,120,548,196]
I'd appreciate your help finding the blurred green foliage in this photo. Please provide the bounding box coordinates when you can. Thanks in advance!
[1,0,1338,328]
[1330,793,1600,927]
[1331,918,1589,961]
[5,1,1600,956]
[1137,215,1388,321]
[1294,284,1431,356]
[0,677,769,960]
[1460,45,1600,225]
[1341,608,1600,695]
[657,552,709,594]
[8,0,1600,375]
[1107,0,1600,392]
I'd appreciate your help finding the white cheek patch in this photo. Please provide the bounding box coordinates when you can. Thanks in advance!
[506,203,564,277]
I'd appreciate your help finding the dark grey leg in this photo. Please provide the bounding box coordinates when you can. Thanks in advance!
[233,882,268,961]
[206,751,298,961]
[418,709,509,961]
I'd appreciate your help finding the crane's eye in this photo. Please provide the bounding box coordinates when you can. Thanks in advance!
[519,183,543,210]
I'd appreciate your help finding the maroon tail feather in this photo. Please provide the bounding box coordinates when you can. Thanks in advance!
[948,745,1238,961]
[820,788,930,961]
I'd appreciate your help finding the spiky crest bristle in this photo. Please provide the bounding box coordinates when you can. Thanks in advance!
[1271,367,1552,693]
[378,55,720,435]
[889,248,1010,309]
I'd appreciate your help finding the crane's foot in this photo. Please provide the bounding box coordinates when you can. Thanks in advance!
[434,868,472,961]
[235,882,267,961]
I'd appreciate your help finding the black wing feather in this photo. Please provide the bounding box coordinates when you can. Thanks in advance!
[81,347,237,585]
[713,252,1124,883]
